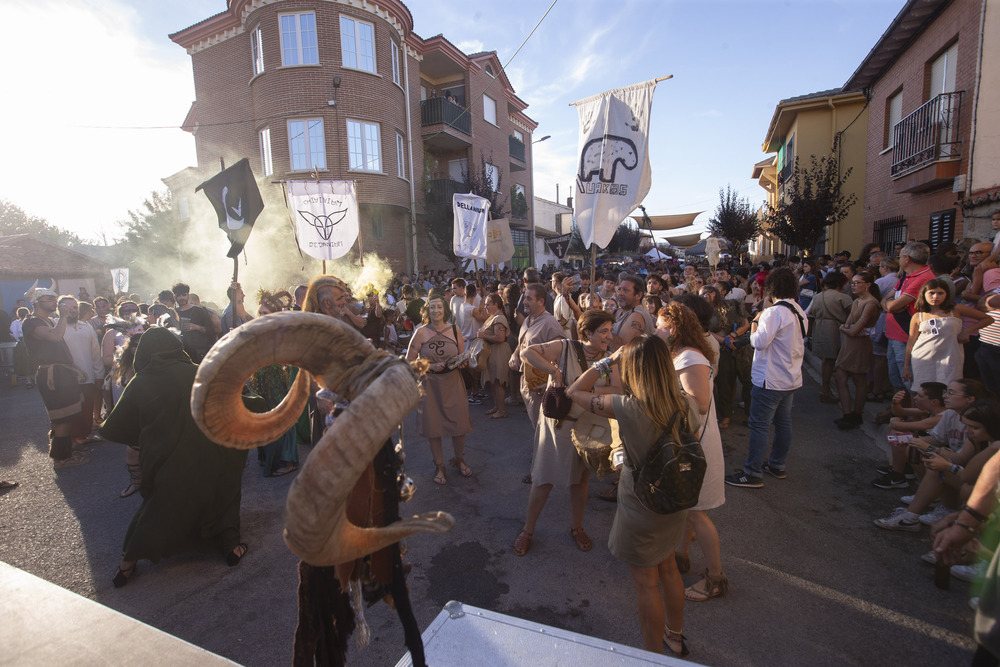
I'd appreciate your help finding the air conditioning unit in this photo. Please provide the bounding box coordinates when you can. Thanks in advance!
[953,174,966,193]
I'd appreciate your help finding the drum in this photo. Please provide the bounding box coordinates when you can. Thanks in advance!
[571,412,615,479]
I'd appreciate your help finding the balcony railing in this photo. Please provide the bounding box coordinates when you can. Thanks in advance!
[509,135,525,162]
[891,91,963,178]
[426,178,463,206]
[420,97,471,136]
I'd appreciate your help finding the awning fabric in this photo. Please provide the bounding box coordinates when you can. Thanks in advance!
[638,211,704,231]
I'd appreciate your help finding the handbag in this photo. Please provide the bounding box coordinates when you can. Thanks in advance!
[541,341,588,420]
[626,410,708,515]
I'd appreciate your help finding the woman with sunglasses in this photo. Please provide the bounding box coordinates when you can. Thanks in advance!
[904,279,990,388]
[833,271,882,429]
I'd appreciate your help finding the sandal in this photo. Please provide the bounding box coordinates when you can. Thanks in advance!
[226,543,248,567]
[113,562,136,588]
[521,474,532,485]
[570,526,592,552]
[271,464,298,477]
[685,568,729,601]
[120,463,141,498]
[450,457,473,478]
[490,412,509,419]
[674,552,691,574]
[434,464,447,486]
[513,529,532,556]
[718,418,730,430]
[485,407,498,416]
[663,626,690,657]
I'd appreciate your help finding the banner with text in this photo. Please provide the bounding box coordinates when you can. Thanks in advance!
[453,193,490,260]
[486,217,515,266]
[544,233,573,259]
[572,79,657,250]
[287,180,359,261]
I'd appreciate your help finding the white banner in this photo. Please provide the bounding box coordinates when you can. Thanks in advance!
[573,79,657,250]
[453,193,490,260]
[287,180,359,260]
[110,268,129,294]
[486,217,515,266]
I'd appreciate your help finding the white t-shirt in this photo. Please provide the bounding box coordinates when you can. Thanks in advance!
[454,301,478,350]
[928,409,965,452]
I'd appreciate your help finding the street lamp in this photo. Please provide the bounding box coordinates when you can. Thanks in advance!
[533,135,551,144]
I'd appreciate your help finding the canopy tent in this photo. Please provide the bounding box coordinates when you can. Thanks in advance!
[685,237,729,256]
[637,211,705,231]
[644,247,670,261]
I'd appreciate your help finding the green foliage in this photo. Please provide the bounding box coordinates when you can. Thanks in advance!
[708,185,760,261]
[115,190,198,289]
[0,199,84,247]
[606,219,642,254]
[763,154,857,256]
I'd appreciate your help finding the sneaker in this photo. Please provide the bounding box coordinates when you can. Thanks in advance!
[467,396,482,405]
[874,507,921,531]
[725,470,763,488]
[918,505,953,526]
[53,452,90,469]
[875,464,916,480]
[762,462,786,479]
[872,473,908,489]
[920,550,938,565]
[952,561,987,583]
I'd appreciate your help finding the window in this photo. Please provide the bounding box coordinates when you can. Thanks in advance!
[280,12,318,66]
[485,162,499,191]
[341,16,375,73]
[288,119,326,171]
[928,209,956,252]
[396,132,406,179]
[391,41,401,85]
[885,89,903,149]
[485,64,495,77]
[513,129,524,143]
[372,213,385,239]
[483,95,497,125]
[929,41,958,98]
[259,127,273,176]
[347,120,381,172]
[251,25,264,75]
[778,134,794,186]
[511,184,527,218]
[449,158,468,182]
[178,197,190,222]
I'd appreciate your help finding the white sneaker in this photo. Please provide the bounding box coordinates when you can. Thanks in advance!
[901,494,941,508]
[920,550,938,565]
[874,507,921,531]
[952,561,987,583]
[919,505,952,526]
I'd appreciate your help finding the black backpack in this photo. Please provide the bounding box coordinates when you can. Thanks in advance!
[626,411,707,515]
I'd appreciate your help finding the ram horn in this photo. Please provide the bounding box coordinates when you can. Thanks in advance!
[191,312,455,566]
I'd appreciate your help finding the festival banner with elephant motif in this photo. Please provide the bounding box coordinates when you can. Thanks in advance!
[571,79,658,250]
[286,180,360,261]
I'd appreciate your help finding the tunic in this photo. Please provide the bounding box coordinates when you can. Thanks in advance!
[531,341,609,487]
[479,312,512,388]
[809,289,853,360]
[836,297,880,374]
[415,326,472,438]
[673,349,724,511]
[99,327,247,562]
[609,395,698,568]
[910,312,964,387]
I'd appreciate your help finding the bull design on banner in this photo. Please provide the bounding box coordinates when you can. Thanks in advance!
[578,135,638,184]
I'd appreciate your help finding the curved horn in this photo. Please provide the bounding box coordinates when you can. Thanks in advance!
[191,312,455,567]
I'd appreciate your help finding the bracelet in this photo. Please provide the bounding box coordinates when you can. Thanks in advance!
[949,464,964,475]
[594,358,613,378]
[925,445,938,454]
[963,504,989,523]
[953,520,977,534]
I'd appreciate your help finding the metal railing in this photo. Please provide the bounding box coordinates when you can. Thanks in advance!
[509,135,525,162]
[420,97,471,135]
[425,178,463,205]
[891,91,963,178]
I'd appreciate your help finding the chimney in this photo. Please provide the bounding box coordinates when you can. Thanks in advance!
[566,196,573,210]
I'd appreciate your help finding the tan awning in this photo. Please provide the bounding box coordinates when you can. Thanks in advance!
[661,232,704,248]
[639,211,705,231]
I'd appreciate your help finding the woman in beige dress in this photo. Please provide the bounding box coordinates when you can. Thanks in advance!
[405,295,472,485]
[834,271,882,429]
[475,293,512,419]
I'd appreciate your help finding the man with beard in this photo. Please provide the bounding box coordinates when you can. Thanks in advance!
[610,274,655,352]
[23,290,89,467]
[59,296,104,446]
[172,282,216,363]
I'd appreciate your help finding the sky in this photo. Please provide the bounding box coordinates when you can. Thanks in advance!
[0,0,906,245]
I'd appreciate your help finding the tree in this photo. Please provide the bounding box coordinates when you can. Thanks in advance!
[115,190,198,291]
[423,151,508,268]
[707,185,760,261]
[0,199,84,247]
[762,154,857,256]
[606,218,642,254]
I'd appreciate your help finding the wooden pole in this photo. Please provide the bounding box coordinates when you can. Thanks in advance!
[589,246,596,296]
[355,180,364,267]
[218,157,240,330]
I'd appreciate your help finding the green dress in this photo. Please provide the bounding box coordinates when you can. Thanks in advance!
[250,363,300,476]
[99,327,248,562]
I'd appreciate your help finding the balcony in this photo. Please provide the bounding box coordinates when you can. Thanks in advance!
[509,135,526,171]
[421,97,472,152]
[425,178,463,207]
[891,92,963,182]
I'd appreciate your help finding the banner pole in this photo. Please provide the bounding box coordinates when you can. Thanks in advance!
[355,180,364,267]
[590,246,596,296]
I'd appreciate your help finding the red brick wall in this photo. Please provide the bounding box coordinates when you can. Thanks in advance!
[861,0,981,243]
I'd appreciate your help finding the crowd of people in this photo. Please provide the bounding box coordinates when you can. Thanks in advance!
[9,209,1000,661]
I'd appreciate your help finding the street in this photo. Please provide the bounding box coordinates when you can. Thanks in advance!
[0,361,979,666]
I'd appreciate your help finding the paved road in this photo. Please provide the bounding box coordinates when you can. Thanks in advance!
[0,360,979,666]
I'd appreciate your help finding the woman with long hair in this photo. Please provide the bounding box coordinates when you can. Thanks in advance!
[514,310,618,556]
[475,293,512,419]
[405,294,473,485]
[655,302,729,603]
[833,271,882,429]
[566,335,698,656]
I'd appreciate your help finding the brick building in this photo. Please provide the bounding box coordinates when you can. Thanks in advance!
[166,0,538,274]
[843,0,984,251]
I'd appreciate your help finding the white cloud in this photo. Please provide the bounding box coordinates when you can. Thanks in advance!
[0,0,195,242]
[455,39,485,55]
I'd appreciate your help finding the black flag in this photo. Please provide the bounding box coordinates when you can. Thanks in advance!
[545,233,573,259]
[196,158,265,258]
